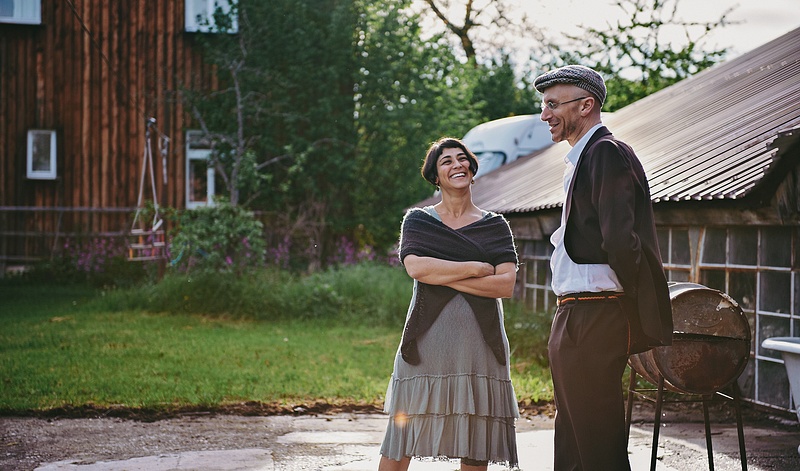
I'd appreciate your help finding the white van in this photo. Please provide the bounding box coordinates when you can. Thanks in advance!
[461,114,553,178]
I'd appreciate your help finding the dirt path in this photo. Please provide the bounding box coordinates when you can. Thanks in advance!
[2,402,799,471]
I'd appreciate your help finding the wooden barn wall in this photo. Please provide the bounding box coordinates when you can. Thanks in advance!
[0,0,216,261]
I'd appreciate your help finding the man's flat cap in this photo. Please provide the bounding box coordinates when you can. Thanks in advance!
[534,65,606,106]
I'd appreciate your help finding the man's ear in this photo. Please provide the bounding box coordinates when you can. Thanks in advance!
[580,96,596,116]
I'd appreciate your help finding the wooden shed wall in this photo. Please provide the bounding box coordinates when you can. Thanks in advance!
[0,0,216,260]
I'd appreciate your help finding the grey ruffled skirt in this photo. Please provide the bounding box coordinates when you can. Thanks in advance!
[380,291,519,467]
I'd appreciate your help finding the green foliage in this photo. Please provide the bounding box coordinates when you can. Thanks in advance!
[537,0,731,111]
[96,263,410,327]
[352,1,484,248]
[504,300,553,369]
[182,0,732,260]
[0,267,557,411]
[19,237,153,288]
[300,262,411,326]
[0,284,397,410]
[185,0,359,206]
[473,53,541,120]
[168,200,266,274]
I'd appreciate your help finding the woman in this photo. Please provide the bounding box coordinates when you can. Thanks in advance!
[379,137,520,470]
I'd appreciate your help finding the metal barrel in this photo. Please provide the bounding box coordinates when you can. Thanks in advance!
[629,282,751,395]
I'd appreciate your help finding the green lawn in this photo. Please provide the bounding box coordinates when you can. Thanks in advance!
[0,281,553,413]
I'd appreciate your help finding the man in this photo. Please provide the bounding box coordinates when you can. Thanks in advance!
[533,65,673,470]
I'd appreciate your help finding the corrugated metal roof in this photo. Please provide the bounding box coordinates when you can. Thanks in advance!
[462,27,800,214]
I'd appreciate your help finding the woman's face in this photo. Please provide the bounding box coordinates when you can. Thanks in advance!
[436,147,473,191]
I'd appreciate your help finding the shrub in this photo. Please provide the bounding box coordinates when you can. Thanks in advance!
[504,300,553,369]
[95,262,411,326]
[23,237,152,288]
[168,200,267,275]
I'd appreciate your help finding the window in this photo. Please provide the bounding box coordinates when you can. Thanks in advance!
[26,130,56,180]
[519,239,555,313]
[474,151,507,177]
[185,0,237,33]
[657,227,691,281]
[0,0,40,24]
[693,226,798,412]
[186,131,216,209]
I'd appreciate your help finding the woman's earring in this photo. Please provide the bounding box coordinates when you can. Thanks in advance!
[471,178,475,184]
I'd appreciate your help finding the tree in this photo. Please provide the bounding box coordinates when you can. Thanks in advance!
[536,0,734,110]
[415,0,543,64]
[181,0,734,266]
[182,0,360,270]
[185,0,358,205]
[472,52,540,120]
[352,0,484,249]
[414,1,544,120]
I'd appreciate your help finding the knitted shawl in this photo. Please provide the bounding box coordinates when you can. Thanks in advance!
[398,207,518,365]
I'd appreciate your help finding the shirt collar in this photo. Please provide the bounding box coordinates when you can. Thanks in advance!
[565,122,604,166]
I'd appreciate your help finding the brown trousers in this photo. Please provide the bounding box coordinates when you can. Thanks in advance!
[548,299,632,471]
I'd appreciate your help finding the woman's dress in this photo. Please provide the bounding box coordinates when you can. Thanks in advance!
[380,209,519,467]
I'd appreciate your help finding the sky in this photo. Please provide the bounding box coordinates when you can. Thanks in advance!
[511,0,799,59]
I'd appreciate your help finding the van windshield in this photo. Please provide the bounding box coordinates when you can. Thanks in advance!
[475,151,506,177]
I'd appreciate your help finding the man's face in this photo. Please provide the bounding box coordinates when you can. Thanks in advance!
[539,84,590,146]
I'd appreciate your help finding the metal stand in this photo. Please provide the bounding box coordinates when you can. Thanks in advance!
[625,370,748,471]
[128,118,166,262]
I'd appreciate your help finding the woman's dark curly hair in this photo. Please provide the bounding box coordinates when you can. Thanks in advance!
[420,137,479,187]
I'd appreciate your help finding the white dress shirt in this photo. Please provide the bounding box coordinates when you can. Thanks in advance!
[550,123,623,296]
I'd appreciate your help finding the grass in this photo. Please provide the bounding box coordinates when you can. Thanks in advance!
[0,265,554,414]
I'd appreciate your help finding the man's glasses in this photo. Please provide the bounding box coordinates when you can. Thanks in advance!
[542,96,588,111]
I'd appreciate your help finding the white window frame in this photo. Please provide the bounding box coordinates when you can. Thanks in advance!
[185,130,216,209]
[26,129,56,180]
[519,239,555,313]
[0,0,41,25]
[184,0,238,33]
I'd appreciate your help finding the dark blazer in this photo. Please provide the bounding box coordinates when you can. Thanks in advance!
[564,126,672,353]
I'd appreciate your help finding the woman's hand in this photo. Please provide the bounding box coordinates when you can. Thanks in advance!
[444,262,517,298]
[403,255,494,285]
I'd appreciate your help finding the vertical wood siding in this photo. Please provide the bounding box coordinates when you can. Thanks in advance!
[0,0,216,260]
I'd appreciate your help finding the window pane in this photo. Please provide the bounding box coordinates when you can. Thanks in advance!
[535,260,549,286]
[729,271,756,311]
[796,274,800,325]
[736,358,755,400]
[730,227,757,266]
[476,152,506,175]
[759,271,791,313]
[525,262,536,284]
[187,131,212,150]
[702,228,726,264]
[0,0,41,24]
[757,359,790,409]
[534,240,551,257]
[760,227,791,267]
[700,269,726,292]
[671,229,690,265]
[535,289,545,313]
[657,228,669,262]
[524,288,536,310]
[546,289,556,313]
[31,133,52,171]
[188,159,208,203]
[759,315,790,358]
[667,270,689,282]
[521,241,535,257]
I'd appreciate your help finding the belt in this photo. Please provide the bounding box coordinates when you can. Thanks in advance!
[556,291,624,306]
